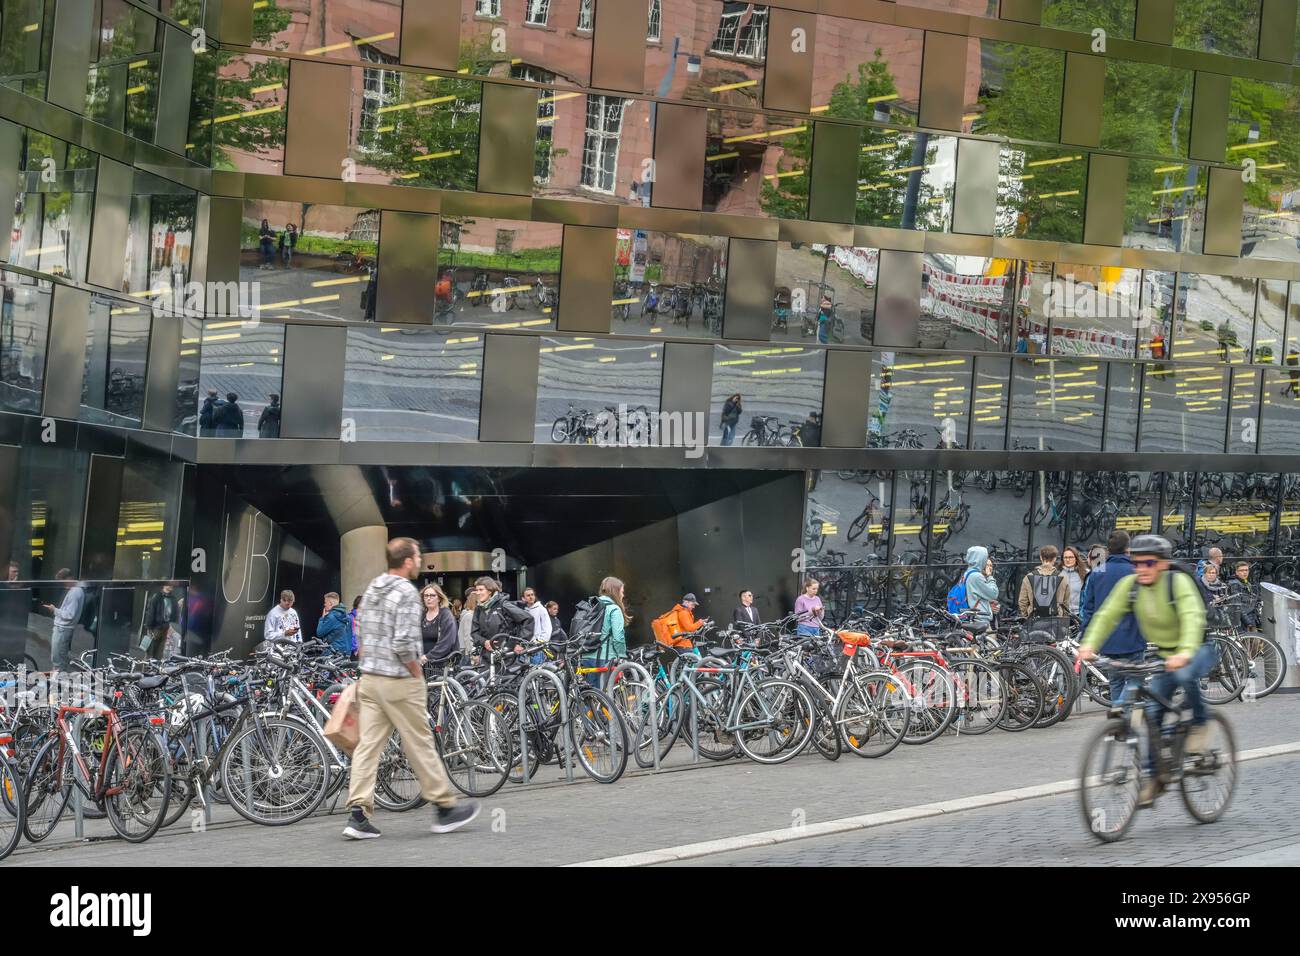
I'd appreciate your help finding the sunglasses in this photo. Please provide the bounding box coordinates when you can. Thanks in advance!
[1131,558,1161,568]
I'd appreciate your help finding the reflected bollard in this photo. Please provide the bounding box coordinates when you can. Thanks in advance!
[607,660,658,772]
[516,668,572,785]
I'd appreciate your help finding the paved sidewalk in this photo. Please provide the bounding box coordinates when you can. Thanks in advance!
[7,695,1299,867]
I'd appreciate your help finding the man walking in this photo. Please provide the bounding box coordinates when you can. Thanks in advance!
[264,590,301,643]
[142,583,178,659]
[343,537,477,840]
[42,569,85,672]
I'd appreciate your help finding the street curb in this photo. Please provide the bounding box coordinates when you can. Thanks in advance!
[566,741,1300,867]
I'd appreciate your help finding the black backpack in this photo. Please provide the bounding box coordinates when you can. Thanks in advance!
[1028,571,1061,617]
[502,599,535,642]
[1127,561,1211,612]
[568,596,607,640]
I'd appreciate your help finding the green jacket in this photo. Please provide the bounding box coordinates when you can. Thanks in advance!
[597,595,626,659]
[1081,570,1205,659]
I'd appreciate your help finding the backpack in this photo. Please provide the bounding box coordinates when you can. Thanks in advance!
[946,569,978,615]
[1128,562,1212,613]
[504,600,535,642]
[568,596,607,639]
[1028,571,1061,617]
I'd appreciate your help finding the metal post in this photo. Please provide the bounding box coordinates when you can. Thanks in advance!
[516,668,572,785]
[606,660,659,772]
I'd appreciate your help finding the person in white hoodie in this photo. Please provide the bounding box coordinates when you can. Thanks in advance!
[521,587,552,644]
[264,590,301,643]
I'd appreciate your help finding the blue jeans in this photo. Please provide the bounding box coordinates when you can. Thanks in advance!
[581,657,607,690]
[1146,642,1218,729]
[51,624,75,670]
[1106,651,1146,709]
[720,422,736,446]
[796,623,819,637]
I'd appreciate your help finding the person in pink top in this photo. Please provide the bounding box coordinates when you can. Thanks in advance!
[794,578,824,636]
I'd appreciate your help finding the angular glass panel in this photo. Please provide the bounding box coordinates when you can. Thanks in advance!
[86,0,160,141]
[970,355,1008,450]
[1173,0,1260,57]
[350,70,480,191]
[1254,278,1287,365]
[1123,159,1205,255]
[197,320,285,438]
[1048,263,1140,359]
[211,52,288,174]
[1010,357,1105,452]
[0,269,51,413]
[648,1,766,105]
[9,132,95,282]
[1012,259,1051,355]
[1193,473,1276,559]
[929,469,1032,567]
[1172,273,1254,364]
[996,145,1085,244]
[112,457,183,580]
[435,217,560,331]
[123,170,197,298]
[806,469,894,564]
[174,313,201,435]
[1240,164,1300,262]
[921,254,1015,351]
[703,111,808,219]
[9,444,89,581]
[870,351,970,449]
[969,42,1063,143]
[0,0,52,98]
[538,337,663,445]
[1227,366,1260,454]
[1159,471,1195,557]
[890,470,932,566]
[80,295,149,427]
[710,344,824,446]
[1100,61,1192,159]
[1041,0,1135,36]
[1102,362,1140,452]
[462,1,591,84]
[249,0,403,67]
[810,19,921,125]
[538,95,651,206]
[1140,364,1229,453]
[241,202,379,324]
[855,129,954,231]
[1137,270,1175,361]
[1066,471,1156,552]
[611,229,725,340]
[342,325,483,442]
[773,242,872,346]
[1261,366,1300,453]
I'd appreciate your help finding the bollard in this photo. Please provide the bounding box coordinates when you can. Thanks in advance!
[607,660,659,772]
[516,668,572,785]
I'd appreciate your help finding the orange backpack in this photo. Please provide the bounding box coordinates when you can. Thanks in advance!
[652,608,692,648]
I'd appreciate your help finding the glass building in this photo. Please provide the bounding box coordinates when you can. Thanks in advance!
[3,0,1300,659]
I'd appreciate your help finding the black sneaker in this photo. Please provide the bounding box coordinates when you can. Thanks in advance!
[431,801,480,834]
[342,809,381,840]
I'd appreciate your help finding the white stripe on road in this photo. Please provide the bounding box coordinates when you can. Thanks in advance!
[567,741,1300,867]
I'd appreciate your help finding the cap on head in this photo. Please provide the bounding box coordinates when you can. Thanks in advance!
[682,593,697,604]
[1128,534,1172,559]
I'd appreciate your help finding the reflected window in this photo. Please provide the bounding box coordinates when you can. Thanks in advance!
[113,458,183,579]
[1261,367,1300,453]
[1173,274,1254,364]
[870,352,970,449]
[648,0,662,40]
[0,270,51,413]
[358,45,401,147]
[476,0,501,15]
[1048,264,1139,359]
[996,146,1085,244]
[538,97,648,205]
[538,338,663,445]
[1103,362,1140,452]
[970,42,1063,143]
[240,202,379,324]
[710,3,768,60]
[525,0,551,26]
[1255,278,1287,365]
[582,95,628,194]
[612,229,725,339]
[212,53,288,174]
[705,111,807,219]
[1123,159,1204,255]
[197,321,285,438]
[1140,365,1229,454]
[435,217,560,331]
[710,344,824,446]
[1010,358,1104,453]
[773,243,873,346]
[1101,62,1192,159]
[855,129,954,231]
[920,255,1013,351]
[577,0,593,30]
[1067,472,1155,551]
[9,132,95,282]
[343,326,483,442]
[80,296,149,427]
[1228,367,1261,454]
[86,0,159,141]
[511,65,557,182]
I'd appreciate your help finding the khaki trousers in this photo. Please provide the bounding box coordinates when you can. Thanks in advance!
[346,672,456,816]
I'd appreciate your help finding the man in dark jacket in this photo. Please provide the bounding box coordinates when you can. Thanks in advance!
[316,591,352,656]
[214,392,244,437]
[470,576,534,653]
[732,589,761,628]
[143,584,178,659]
[1079,529,1142,706]
[198,389,220,437]
[257,393,282,439]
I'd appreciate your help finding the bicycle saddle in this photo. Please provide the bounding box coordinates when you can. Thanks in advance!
[706,646,743,656]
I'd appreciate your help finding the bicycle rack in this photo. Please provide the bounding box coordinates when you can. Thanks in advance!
[606,660,659,773]
[515,668,573,786]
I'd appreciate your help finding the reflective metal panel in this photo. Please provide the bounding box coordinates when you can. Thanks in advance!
[377,209,439,325]
[0,121,22,261]
[479,333,539,442]
[808,122,858,226]
[435,217,560,331]
[143,312,182,433]
[281,325,347,440]
[401,0,461,70]
[81,454,123,579]
[155,24,196,155]
[218,0,254,46]
[652,103,706,212]
[1083,154,1126,247]
[873,249,922,348]
[1190,72,1229,163]
[42,286,91,420]
[659,341,714,421]
[87,158,133,290]
[284,59,351,180]
[592,0,649,94]
[48,0,95,114]
[763,8,815,115]
[1060,53,1104,148]
[918,32,967,132]
[953,138,998,236]
[478,82,536,197]
[1204,165,1244,257]
[722,237,776,340]
[1135,0,1175,43]
[822,349,870,448]
[557,225,614,334]
[1259,0,1298,61]
[999,0,1042,22]
[996,146,1085,243]
[0,270,51,414]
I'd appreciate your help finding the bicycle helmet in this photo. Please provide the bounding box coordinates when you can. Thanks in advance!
[1128,534,1172,559]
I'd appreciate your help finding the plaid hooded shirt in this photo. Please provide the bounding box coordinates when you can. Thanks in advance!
[357,572,422,677]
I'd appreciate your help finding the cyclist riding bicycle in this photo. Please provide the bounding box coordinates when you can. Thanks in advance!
[1076,534,1215,806]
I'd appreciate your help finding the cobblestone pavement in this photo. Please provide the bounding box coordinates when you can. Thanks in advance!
[7,695,1298,867]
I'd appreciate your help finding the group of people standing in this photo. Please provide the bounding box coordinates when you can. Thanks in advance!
[198,388,281,438]
[257,219,298,269]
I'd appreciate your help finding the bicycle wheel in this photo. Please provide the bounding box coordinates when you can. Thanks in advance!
[1201,636,1247,704]
[1081,663,1113,707]
[638,683,684,767]
[809,699,842,761]
[23,736,71,842]
[997,662,1045,732]
[0,755,24,861]
[1018,645,1079,728]
[836,671,910,757]
[220,717,330,826]
[1239,635,1286,699]
[161,734,196,829]
[948,659,1006,735]
[1179,713,1237,824]
[732,679,815,765]
[689,678,737,760]
[440,700,509,798]
[487,692,542,783]
[569,687,629,783]
[102,727,172,844]
[376,728,423,811]
[846,509,871,543]
[550,418,570,443]
[897,660,956,745]
[1079,717,1144,843]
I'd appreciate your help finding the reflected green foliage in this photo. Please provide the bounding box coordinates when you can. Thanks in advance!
[206,1,292,170]
[1100,61,1193,159]
[0,0,51,96]
[1172,0,1261,57]
[1228,79,1300,209]
[974,42,1063,144]
[1040,0,1135,36]
[996,145,1085,243]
